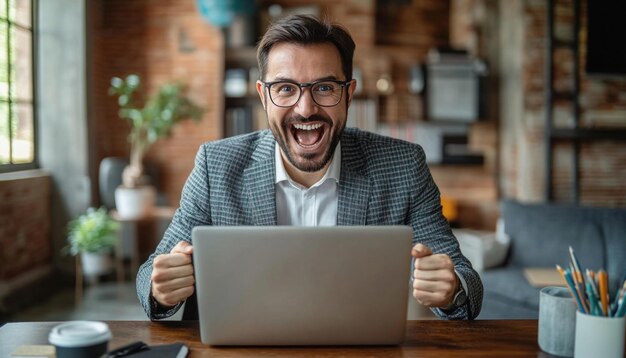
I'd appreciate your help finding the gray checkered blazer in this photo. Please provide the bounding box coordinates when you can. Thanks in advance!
[136,128,483,320]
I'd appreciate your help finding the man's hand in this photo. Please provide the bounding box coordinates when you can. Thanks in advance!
[411,243,459,308]
[151,241,195,308]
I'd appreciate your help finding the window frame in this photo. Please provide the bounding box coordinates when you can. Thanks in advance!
[0,0,37,173]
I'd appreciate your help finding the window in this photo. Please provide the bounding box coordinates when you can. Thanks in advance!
[0,0,35,172]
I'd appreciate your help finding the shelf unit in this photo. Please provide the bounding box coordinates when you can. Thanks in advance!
[215,1,500,229]
[544,0,626,203]
[544,0,580,203]
[223,46,266,137]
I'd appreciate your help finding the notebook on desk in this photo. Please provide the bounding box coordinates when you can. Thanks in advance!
[523,267,566,287]
[191,225,413,346]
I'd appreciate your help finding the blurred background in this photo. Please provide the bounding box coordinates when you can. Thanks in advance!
[1,0,625,322]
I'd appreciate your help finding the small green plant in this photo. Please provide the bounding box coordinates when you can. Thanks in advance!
[109,74,204,188]
[66,207,120,255]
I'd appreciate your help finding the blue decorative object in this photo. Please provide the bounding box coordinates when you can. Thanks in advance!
[196,0,256,28]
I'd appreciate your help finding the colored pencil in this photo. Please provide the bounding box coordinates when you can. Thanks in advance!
[598,270,609,316]
[568,247,590,313]
[585,282,601,316]
[616,296,626,318]
[585,269,599,298]
[557,265,585,313]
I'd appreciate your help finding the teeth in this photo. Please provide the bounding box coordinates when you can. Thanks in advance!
[293,123,323,131]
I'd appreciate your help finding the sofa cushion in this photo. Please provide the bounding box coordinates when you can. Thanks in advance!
[501,200,605,271]
[600,209,626,293]
[481,266,542,315]
[479,293,539,319]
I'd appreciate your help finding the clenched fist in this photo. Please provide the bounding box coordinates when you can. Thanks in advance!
[151,241,195,308]
[411,243,459,308]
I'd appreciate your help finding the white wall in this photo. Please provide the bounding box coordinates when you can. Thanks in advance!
[37,0,90,268]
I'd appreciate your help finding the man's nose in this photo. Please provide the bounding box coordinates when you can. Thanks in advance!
[293,88,319,118]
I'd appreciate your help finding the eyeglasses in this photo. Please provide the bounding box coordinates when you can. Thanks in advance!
[261,79,351,108]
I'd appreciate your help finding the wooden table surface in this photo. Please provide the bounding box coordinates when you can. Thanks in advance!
[0,320,567,357]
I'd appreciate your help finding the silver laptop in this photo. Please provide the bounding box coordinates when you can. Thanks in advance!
[191,226,413,346]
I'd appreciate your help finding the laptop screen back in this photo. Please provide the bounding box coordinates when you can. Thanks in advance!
[191,226,413,346]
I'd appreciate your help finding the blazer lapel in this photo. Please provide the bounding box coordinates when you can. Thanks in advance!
[243,133,277,225]
[337,134,370,226]
[337,169,370,225]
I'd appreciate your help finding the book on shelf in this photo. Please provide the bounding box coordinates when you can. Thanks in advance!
[226,106,253,137]
[252,104,268,131]
[346,99,377,132]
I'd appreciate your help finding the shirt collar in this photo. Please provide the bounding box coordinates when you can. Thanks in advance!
[275,142,341,187]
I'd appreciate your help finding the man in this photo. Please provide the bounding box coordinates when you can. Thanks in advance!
[137,14,483,320]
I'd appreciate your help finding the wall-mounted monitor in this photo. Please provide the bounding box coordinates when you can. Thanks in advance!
[424,49,487,123]
[585,2,626,77]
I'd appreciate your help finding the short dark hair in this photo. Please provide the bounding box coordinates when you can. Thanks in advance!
[256,15,355,81]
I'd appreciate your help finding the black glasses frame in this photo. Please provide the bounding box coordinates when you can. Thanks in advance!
[261,79,352,108]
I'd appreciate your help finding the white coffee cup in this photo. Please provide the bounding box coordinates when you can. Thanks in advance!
[49,321,112,358]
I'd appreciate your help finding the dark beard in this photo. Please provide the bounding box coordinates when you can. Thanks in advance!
[272,114,345,173]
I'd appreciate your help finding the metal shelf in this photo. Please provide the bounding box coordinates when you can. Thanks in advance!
[545,0,582,203]
[550,128,626,141]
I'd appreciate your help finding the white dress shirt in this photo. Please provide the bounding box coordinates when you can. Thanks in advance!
[275,142,341,226]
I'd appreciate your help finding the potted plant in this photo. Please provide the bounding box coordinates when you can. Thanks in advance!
[67,207,120,277]
[109,74,203,219]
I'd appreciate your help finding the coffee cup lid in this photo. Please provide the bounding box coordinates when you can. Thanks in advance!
[49,321,112,347]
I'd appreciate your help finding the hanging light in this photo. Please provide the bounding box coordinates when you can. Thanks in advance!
[196,0,255,28]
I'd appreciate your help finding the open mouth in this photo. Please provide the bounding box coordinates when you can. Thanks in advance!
[290,122,327,149]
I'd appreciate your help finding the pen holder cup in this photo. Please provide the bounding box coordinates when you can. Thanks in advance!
[538,286,577,357]
[574,311,625,358]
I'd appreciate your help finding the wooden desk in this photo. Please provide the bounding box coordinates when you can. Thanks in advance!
[0,320,565,357]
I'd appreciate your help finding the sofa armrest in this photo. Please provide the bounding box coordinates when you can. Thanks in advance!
[453,219,510,272]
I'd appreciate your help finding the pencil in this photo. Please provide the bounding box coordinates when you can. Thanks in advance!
[556,265,576,301]
[569,246,580,272]
[616,296,626,318]
[569,246,585,286]
[585,269,599,298]
[618,280,626,302]
[586,281,600,316]
[557,265,585,312]
[568,264,588,313]
[598,270,609,316]
[609,279,624,316]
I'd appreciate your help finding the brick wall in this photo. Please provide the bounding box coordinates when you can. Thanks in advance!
[90,0,223,207]
[500,0,626,205]
[374,0,450,122]
[258,0,376,47]
[0,171,51,279]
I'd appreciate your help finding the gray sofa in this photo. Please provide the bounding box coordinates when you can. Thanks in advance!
[478,199,626,319]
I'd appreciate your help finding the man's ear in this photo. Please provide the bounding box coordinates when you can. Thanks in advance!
[346,79,357,107]
[256,80,266,110]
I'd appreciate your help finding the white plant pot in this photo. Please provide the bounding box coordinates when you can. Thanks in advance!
[114,185,156,220]
[80,252,113,277]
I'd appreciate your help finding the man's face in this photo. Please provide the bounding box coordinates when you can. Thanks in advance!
[256,42,355,174]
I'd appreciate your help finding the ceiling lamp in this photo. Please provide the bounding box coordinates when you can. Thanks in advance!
[196,0,255,28]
